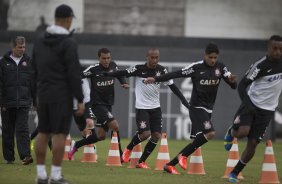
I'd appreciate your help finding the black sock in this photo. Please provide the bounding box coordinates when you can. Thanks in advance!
[75,131,100,149]
[127,133,142,150]
[167,147,188,166]
[112,131,123,156]
[231,160,246,175]
[138,139,157,163]
[182,133,208,157]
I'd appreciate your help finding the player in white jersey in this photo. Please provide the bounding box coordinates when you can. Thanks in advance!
[224,35,282,182]
[106,49,189,169]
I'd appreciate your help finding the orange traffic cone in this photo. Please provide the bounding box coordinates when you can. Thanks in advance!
[106,131,122,166]
[222,138,244,179]
[63,134,73,161]
[187,147,206,175]
[259,140,280,184]
[155,133,170,170]
[128,143,142,168]
[81,143,97,163]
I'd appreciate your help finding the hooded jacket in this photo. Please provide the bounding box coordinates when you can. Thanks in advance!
[32,25,83,104]
[0,52,34,108]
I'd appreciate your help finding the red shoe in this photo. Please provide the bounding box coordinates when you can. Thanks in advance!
[68,146,77,160]
[178,155,188,170]
[163,165,180,175]
[122,148,131,163]
[136,162,150,169]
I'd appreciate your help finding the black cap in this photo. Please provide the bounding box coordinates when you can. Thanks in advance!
[55,4,75,18]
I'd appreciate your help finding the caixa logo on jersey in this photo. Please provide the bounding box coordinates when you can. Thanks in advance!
[97,80,114,86]
[268,74,282,82]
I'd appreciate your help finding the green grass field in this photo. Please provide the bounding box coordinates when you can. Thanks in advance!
[0,138,281,184]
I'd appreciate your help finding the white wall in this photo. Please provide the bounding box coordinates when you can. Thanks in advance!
[184,0,282,39]
[7,0,84,32]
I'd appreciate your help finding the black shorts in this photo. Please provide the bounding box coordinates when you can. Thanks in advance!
[233,103,274,142]
[189,106,214,139]
[73,103,96,131]
[93,105,115,132]
[135,107,162,134]
[37,101,73,134]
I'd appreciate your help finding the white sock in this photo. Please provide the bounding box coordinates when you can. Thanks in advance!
[36,165,47,179]
[50,165,62,180]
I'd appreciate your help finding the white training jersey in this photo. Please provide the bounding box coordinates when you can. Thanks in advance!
[245,56,282,111]
[73,78,90,110]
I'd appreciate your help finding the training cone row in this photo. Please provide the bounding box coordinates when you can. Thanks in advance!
[155,133,170,170]
[187,147,206,175]
[63,134,73,161]
[259,140,280,184]
[106,131,122,166]
[128,143,142,168]
[222,138,244,179]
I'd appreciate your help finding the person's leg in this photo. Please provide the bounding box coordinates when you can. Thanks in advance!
[138,131,160,164]
[15,107,32,164]
[1,107,16,163]
[35,132,49,180]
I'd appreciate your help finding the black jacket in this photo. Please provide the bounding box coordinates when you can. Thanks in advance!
[32,31,83,103]
[0,52,34,108]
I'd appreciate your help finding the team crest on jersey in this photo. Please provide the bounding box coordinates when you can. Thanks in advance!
[156,71,161,76]
[140,121,147,129]
[109,69,113,72]
[215,68,221,77]
[234,115,240,124]
[107,112,113,119]
[203,121,211,130]
[22,61,27,66]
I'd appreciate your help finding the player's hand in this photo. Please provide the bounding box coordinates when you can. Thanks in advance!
[144,77,155,84]
[121,83,130,89]
[228,74,237,83]
[74,102,85,116]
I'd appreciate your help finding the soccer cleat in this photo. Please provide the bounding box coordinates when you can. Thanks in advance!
[178,155,188,170]
[224,126,234,151]
[35,177,48,184]
[228,172,238,182]
[49,177,72,184]
[68,145,77,160]
[22,156,33,165]
[122,148,131,163]
[136,162,150,169]
[163,165,180,175]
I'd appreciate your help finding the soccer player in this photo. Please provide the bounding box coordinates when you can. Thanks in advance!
[224,35,282,182]
[68,48,129,161]
[145,43,237,174]
[106,48,189,169]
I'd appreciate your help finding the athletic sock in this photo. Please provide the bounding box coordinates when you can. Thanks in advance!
[50,165,62,180]
[167,133,208,166]
[138,139,157,163]
[36,165,47,179]
[231,160,246,175]
[127,133,142,150]
[182,133,208,157]
[75,131,100,149]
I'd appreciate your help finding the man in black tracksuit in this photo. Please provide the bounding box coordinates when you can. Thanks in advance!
[0,36,34,165]
[32,4,84,184]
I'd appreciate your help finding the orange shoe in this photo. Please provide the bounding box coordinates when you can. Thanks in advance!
[178,155,188,170]
[163,165,180,175]
[122,148,131,163]
[136,162,150,169]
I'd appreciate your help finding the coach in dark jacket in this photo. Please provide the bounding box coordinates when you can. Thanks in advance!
[0,36,34,165]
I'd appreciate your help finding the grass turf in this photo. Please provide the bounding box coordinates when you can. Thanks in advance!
[0,138,281,184]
